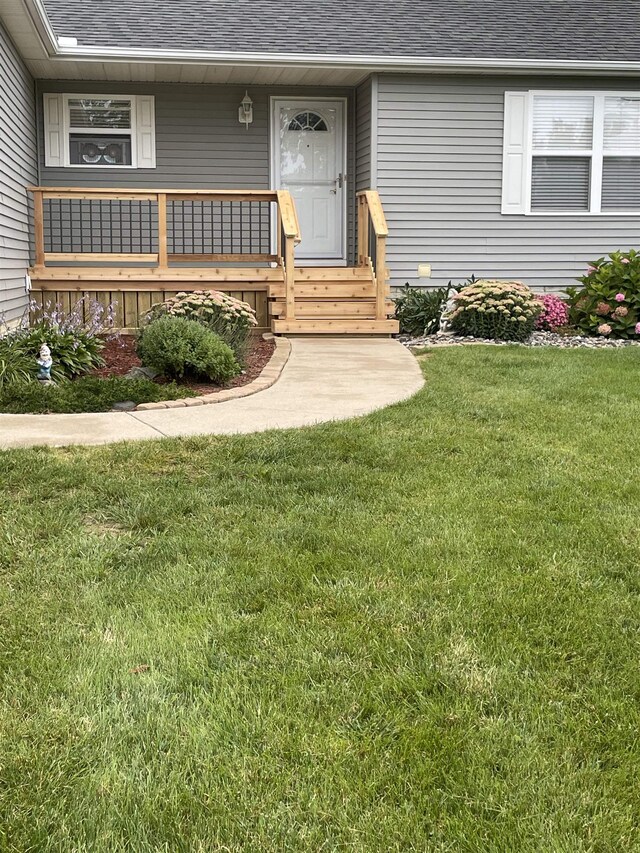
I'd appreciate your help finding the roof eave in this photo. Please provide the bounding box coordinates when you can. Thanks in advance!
[51,45,640,76]
[22,0,60,54]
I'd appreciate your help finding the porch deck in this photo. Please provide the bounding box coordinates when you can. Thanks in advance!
[28,187,398,335]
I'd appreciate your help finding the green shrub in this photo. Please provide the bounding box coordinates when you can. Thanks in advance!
[0,376,195,414]
[0,338,34,387]
[393,284,451,336]
[137,316,239,383]
[449,279,543,342]
[566,250,640,338]
[143,290,258,360]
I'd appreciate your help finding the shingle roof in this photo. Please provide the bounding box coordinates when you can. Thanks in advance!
[42,0,640,63]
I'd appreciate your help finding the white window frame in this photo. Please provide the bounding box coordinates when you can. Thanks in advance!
[504,89,640,216]
[44,93,156,169]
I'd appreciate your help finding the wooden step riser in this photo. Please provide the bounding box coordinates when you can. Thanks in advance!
[269,283,376,299]
[272,319,399,334]
[295,267,374,281]
[270,299,395,319]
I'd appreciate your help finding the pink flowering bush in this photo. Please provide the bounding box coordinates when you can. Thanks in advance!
[567,249,640,338]
[535,294,570,331]
[449,279,542,342]
[143,290,257,360]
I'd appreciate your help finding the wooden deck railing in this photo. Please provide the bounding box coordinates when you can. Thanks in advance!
[357,190,389,320]
[28,186,302,318]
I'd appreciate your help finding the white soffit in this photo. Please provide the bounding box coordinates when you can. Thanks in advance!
[24,59,367,85]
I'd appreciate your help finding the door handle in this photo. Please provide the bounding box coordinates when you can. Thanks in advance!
[331,174,346,194]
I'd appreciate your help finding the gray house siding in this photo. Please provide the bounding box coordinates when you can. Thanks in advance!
[37,81,358,263]
[376,74,640,292]
[0,22,37,324]
[355,77,372,192]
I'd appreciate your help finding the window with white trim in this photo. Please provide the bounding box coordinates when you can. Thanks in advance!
[43,94,156,169]
[502,91,640,215]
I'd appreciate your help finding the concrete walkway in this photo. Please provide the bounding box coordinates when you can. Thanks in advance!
[0,338,424,449]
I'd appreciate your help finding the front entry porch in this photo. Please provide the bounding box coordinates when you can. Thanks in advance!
[28,187,398,335]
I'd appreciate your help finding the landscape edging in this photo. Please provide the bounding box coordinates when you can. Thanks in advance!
[135,334,291,411]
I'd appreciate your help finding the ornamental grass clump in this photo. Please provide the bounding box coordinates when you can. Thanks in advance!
[0,338,33,388]
[566,250,640,338]
[535,294,570,331]
[144,290,258,360]
[449,279,542,342]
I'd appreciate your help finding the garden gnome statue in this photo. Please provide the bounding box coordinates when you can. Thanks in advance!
[37,343,53,381]
[438,289,458,334]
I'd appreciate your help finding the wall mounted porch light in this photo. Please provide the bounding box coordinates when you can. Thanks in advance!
[238,91,253,129]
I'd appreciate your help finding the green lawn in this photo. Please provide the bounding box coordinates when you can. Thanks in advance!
[1,346,639,852]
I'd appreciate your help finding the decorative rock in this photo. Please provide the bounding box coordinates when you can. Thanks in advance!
[111,400,137,412]
[125,365,159,380]
[400,330,640,350]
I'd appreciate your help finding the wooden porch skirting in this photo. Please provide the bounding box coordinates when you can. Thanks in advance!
[30,284,271,332]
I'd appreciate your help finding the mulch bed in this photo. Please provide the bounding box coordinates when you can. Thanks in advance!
[92,334,276,394]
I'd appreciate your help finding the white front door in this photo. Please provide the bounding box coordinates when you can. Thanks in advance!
[271,98,346,262]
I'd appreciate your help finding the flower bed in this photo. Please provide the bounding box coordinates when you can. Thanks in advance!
[0,289,276,414]
[93,334,275,394]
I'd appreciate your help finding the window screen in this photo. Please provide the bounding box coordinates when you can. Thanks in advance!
[68,99,132,129]
[531,156,591,211]
[532,96,594,149]
[602,157,640,210]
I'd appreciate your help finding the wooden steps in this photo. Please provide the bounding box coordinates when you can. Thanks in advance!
[269,265,398,335]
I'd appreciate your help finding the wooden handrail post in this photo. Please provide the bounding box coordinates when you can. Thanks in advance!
[276,206,283,261]
[33,189,45,270]
[375,235,387,320]
[157,192,168,269]
[275,190,300,320]
[284,235,296,320]
[357,195,363,264]
[357,194,368,266]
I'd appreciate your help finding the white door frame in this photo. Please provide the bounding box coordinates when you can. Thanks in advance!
[270,96,348,266]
